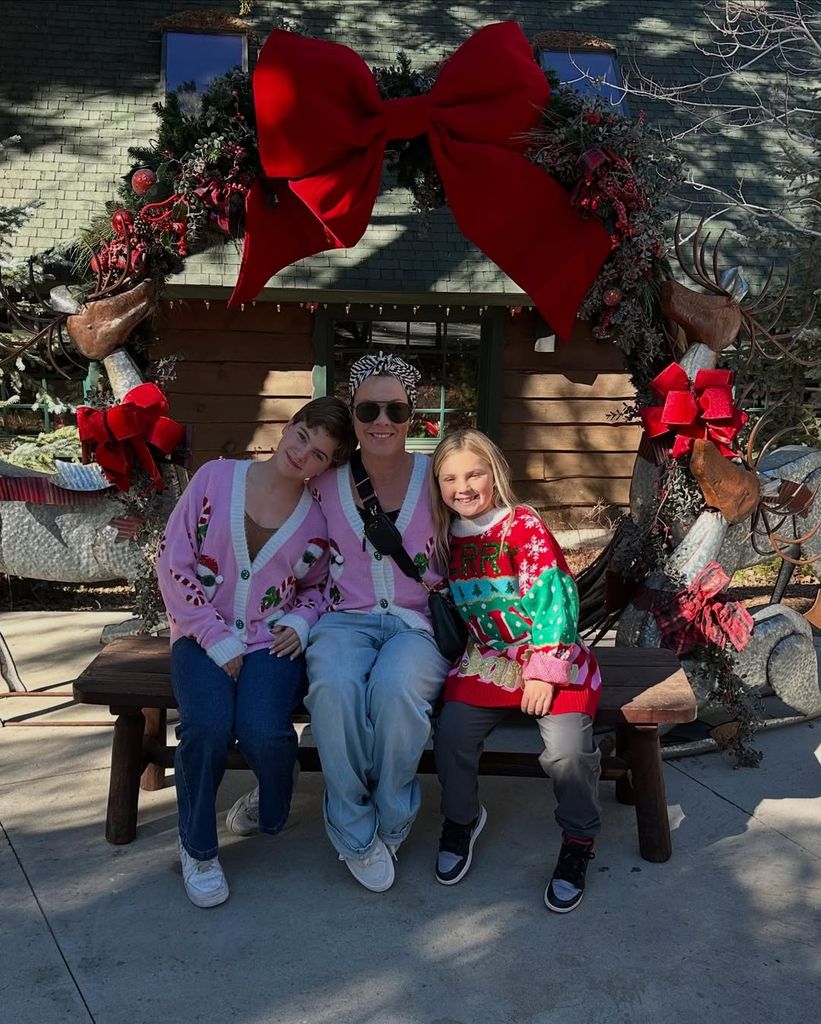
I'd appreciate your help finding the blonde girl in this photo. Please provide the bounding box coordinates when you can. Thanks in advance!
[430,428,602,913]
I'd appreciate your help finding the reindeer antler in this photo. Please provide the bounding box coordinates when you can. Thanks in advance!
[673,213,818,368]
[0,266,76,376]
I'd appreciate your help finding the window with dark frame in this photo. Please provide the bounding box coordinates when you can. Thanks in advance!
[539,50,626,112]
[332,319,482,452]
[163,31,246,94]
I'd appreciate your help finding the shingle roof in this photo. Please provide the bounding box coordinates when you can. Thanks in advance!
[0,0,789,298]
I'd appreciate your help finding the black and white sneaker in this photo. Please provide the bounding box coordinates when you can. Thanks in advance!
[435,806,487,885]
[544,834,595,913]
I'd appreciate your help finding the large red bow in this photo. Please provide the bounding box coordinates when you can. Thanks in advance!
[229,22,612,340]
[639,362,747,459]
[654,561,754,656]
[76,383,185,492]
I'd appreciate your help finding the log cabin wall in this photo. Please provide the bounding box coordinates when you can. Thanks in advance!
[151,300,315,468]
[152,301,640,529]
[501,311,640,529]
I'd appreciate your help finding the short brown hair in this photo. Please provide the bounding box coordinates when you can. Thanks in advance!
[290,396,356,467]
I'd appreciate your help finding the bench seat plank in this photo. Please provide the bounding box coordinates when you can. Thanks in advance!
[74,636,696,725]
[73,636,696,861]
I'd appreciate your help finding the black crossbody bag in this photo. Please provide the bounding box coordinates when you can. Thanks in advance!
[350,451,467,662]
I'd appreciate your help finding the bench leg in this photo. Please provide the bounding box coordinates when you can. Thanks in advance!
[615,725,635,805]
[106,711,145,845]
[140,708,167,792]
[628,725,672,863]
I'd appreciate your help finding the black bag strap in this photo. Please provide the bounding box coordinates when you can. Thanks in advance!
[350,450,425,584]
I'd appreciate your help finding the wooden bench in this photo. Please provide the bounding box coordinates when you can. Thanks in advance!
[73,637,696,863]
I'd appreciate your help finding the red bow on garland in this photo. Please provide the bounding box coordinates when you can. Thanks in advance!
[229,22,612,340]
[76,383,185,493]
[655,562,754,656]
[639,363,747,459]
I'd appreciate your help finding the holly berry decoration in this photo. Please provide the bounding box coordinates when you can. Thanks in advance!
[131,168,157,196]
[603,287,623,307]
[111,209,134,238]
[583,112,601,126]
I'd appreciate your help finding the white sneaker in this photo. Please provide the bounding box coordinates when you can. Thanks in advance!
[226,787,259,836]
[178,838,229,908]
[339,837,395,892]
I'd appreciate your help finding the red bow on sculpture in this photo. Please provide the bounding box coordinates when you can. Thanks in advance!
[655,562,754,656]
[639,363,747,459]
[76,383,185,493]
[229,22,612,340]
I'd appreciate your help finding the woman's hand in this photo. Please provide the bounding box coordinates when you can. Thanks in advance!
[521,678,555,717]
[269,626,302,660]
[223,655,243,681]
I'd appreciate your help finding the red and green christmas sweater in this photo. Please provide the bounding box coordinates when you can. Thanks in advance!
[444,506,601,715]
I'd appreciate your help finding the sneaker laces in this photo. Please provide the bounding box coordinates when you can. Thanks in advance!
[553,838,595,888]
[440,818,473,857]
[194,857,221,876]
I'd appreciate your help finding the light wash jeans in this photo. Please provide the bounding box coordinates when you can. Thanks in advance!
[171,638,306,860]
[305,612,450,860]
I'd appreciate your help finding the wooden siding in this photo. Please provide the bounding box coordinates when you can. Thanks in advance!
[501,312,639,528]
[151,302,640,529]
[151,301,315,467]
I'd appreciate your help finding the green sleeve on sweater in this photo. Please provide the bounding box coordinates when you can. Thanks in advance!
[521,565,579,648]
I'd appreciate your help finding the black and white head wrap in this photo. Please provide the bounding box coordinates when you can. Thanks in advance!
[348,351,422,409]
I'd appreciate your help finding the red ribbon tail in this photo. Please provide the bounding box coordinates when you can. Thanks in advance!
[131,437,164,492]
[230,179,345,307]
[441,141,611,341]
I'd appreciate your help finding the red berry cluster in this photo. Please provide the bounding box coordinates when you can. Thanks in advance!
[571,147,648,248]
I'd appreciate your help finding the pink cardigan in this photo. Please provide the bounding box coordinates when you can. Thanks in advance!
[156,460,328,666]
[309,453,446,633]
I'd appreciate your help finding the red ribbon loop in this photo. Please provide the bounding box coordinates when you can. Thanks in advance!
[76,383,185,492]
[229,22,612,340]
[639,361,747,459]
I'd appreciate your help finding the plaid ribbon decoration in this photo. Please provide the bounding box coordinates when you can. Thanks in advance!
[654,561,754,656]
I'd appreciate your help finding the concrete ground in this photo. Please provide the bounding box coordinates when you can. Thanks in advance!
[1,611,820,1024]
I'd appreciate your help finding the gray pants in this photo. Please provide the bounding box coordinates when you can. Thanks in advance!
[434,703,602,840]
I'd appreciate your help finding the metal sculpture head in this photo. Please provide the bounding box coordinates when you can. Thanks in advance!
[672,213,817,368]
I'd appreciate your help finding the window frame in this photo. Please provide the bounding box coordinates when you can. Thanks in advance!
[538,47,626,112]
[312,305,505,448]
[161,30,248,96]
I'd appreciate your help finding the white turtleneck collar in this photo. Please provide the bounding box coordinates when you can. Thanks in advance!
[450,506,512,537]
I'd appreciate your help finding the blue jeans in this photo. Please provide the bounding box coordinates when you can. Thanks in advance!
[305,612,450,860]
[171,638,306,860]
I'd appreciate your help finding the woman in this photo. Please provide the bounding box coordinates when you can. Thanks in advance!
[305,352,452,892]
[156,397,355,908]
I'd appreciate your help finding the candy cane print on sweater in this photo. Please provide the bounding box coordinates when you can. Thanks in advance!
[156,459,330,667]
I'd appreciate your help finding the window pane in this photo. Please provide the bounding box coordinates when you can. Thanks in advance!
[165,32,244,93]
[332,318,481,449]
[540,51,625,111]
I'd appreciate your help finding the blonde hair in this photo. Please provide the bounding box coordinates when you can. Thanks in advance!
[429,428,525,567]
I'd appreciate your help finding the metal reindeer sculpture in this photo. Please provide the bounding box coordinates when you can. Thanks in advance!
[581,221,821,717]
[0,258,186,587]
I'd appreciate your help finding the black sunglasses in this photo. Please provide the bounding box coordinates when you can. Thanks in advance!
[354,401,412,424]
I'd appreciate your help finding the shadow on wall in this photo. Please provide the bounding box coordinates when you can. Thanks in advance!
[0,0,783,219]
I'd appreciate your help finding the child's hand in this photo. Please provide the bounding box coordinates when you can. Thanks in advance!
[521,678,554,717]
[269,626,302,660]
[223,655,243,680]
